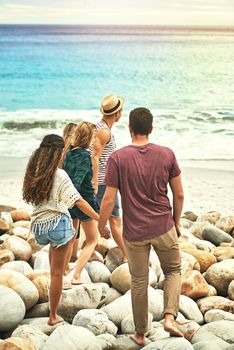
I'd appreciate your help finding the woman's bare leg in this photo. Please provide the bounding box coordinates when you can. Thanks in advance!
[48,239,73,325]
[72,220,98,284]
[64,218,79,275]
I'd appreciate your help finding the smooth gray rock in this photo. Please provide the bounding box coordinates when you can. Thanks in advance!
[12,325,48,350]
[43,325,102,350]
[98,287,122,308]
[34,251,50,270]
[194,320,234,344]
[179,294,204,324]
[0,260,33,275]
[0,286,25,331]
[121,313,153,334]
[112,335,150,349]
[96,334,116,350]
[20,317,67,336]
[72,309,117,335]
[86,261,111,284]
[193,340,222,350]
[101,292,132,327]
[58,284,103,322]
[191,330,230,349]
[142,337,193,349]
[26,302,50,318]
[204,309,234,323]
[202,224,232,246]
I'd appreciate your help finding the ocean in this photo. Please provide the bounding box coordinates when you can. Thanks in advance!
[0,25,234,169]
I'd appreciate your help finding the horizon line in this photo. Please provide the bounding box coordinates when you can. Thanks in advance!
[1,23,234,29]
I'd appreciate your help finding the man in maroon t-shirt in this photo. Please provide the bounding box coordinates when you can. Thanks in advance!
[98,107,184,346]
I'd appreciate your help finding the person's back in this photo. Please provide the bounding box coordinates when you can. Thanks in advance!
[108,143,180,241]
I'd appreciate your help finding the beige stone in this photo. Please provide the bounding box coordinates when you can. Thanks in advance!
[197,296,234,314]
[216,215,234,235]
[180,242,197,251]
[27,235,42,254]
[197,211,221,225]
[205,259,234,296]
[12,226,30,241]
[110,263,157,294]
[95,237,110,257]
[11,210,30,222]
[27,270,50,303]
[12,220,31,229]
[0,337,35,350]
[212,246,234,262]
[0,269,39,309]
[0,249,15,267]
[190,221,209,239]
[181,251,200,272]
[181,270,209,299]
[2,236,32,261]
[182,249,216,273]
[0,219,10,234]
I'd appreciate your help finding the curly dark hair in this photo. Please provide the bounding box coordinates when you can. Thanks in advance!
[22,134,64,205]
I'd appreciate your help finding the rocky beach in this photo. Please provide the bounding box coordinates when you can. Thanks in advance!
[0,160,234,349]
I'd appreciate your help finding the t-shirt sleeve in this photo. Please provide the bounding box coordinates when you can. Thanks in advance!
[170,151,181,179]
[60,176,81,208]
[105,154,119,188]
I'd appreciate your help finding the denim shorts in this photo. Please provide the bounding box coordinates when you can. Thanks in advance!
[34,214,74,248]
[96,184,121,217]
[69,197,98,222]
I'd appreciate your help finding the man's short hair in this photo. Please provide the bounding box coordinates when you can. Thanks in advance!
[129,107,153,135]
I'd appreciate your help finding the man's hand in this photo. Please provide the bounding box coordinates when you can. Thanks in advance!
[99,225,110,239]
[175,223,181,238]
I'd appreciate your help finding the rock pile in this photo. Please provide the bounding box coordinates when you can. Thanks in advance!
[0,208,233,349]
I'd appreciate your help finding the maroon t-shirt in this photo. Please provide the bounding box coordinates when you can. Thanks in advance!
[105,143,181,242]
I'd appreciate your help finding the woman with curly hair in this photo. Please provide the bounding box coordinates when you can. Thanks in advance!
[22,134,102,326]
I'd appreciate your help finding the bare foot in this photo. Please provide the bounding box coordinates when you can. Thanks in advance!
[71,277,89,285]
[130,333,146,346]
[48,314,64,326]
[164,320,184,337]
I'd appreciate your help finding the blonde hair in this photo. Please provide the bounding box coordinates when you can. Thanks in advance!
[63,122,77,145]
[59,122,77,167]
[71,121,96,149]
[60,121,96,168]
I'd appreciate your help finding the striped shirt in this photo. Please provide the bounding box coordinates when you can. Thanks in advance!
[96,122,116,185]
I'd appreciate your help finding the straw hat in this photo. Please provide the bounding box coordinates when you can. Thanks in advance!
[100,94,125,116]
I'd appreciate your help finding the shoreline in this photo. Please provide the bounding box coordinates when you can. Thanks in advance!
[0,157,234,216]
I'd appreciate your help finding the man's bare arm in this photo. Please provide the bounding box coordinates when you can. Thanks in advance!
[169,174,184,237]
[91,128,110,194]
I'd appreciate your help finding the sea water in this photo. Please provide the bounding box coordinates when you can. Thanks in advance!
[0,25,233,168]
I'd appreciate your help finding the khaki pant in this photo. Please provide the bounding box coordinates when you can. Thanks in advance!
[124,226,181,334]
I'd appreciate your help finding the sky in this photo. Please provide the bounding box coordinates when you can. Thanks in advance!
[0,0,234,26]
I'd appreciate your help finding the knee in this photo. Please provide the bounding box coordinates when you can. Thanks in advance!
[162,263,181,276]
[131,274,149,290]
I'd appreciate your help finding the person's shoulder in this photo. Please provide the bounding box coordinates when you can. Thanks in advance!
[95,127,110,144]
[151,143,175,156]
[56,168,70,181]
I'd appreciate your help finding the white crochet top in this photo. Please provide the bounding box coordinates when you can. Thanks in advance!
[30,168,81,234]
